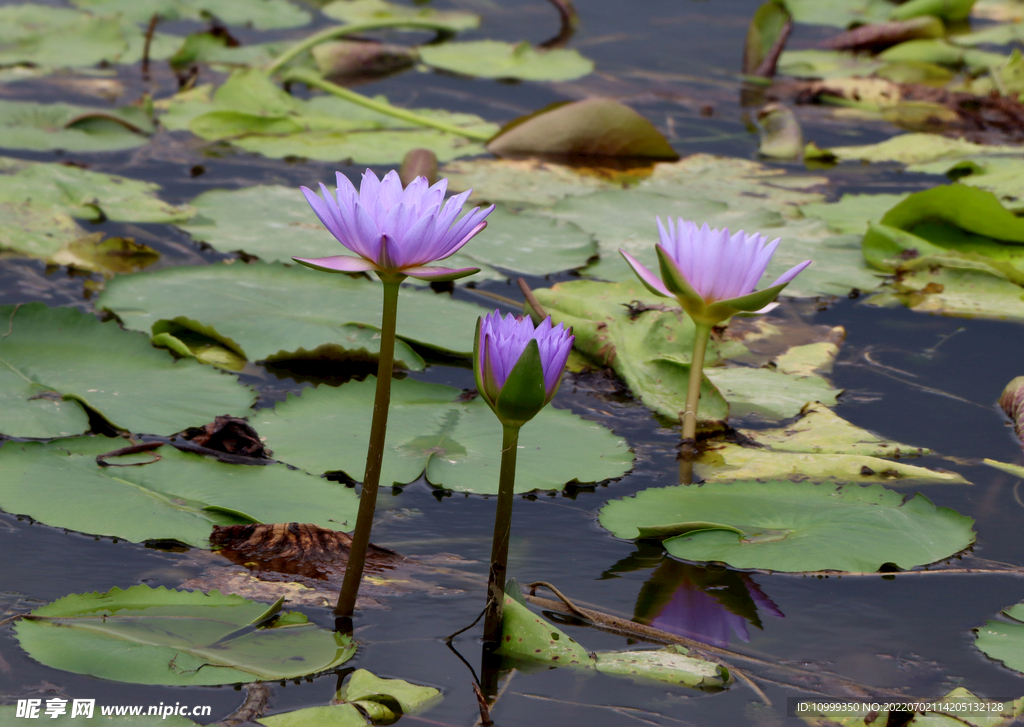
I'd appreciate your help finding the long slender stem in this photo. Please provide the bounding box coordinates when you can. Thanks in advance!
[482,424,521,643]
[266,19,455,75]
[335,278,402,618]
[681,323,712,444]
[284,67,493,142]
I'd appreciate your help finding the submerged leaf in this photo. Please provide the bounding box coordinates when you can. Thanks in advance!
[599,480,976,572]
[14,585,354,685]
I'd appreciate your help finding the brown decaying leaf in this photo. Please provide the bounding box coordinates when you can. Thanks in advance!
[182,523,471,609]
[177,415,271,461]
[774,79,1024,143]
[820,17,944,51]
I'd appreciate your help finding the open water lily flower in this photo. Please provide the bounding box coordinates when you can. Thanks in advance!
[474,311,574,428]
[295,169,494,282]
[620,218,811,326]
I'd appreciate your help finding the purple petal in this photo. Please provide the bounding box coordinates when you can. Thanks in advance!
[293,255,378,273]
[403,265,480,281]
[436,217,490,260]
[620,250,672,298]
[300,186,347,246]
[767,259,811,288]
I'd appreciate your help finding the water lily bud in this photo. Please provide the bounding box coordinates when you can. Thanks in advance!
[399,149,439,188]
[1000,376,1024,445]
[620,219,811,326]
[295,169,493,282]
[474,311,574,428]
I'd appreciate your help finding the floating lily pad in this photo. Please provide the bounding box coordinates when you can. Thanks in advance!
[256,376,633,493]
[599,480,976,572]
[696,441,968,484]
[441,158,616,207]
[704,367,840,421]
[801,193,909,234]
[0,99,152,153]
[0,436,358,547]
[0,156,194,224]
[177,186,595,279]
[911,155,1024,212]
[14,585,354,685]
[0,201,86,260]
[867,266,1024,321]
[321,0,480,32]
[828,132,1022,164]
[777,49,885,78]
[534,279,729,426]
[0,303,255,439]
[976,601,1024,675]
[98,262,491,369]
[535,279,844,425]
[782,0,895,27]
[419,41,593,81]
[160,69,495,164]
[72,0,311,29]
[497,596,731,689]
[0,6,129,69]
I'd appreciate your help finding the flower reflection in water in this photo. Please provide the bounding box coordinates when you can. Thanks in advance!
[633,560,783,648]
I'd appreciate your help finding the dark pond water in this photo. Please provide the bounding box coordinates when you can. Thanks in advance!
[2,0,1024,725]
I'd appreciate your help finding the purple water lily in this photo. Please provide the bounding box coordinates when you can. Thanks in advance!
[295,169,494,282]
[621,218,811,326]
[475,311,574,427]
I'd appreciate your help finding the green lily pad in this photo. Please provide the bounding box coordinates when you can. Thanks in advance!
[0,201,87,260]
[0,435,358,547]
[976,601,1024,675]
[321,0,480,32]
[704,367,840,421]
[255,376,633,493]
[258,706,367,727]
[0,99,152,153]
[599,480,976,572]
[828,133,1022,165]
[441,158,616,207]
[534,279,730,427]
[14,585,354,685]
[891,0,977,22]
[782,0,895,27]
[954,19,1024,45]
[0,303,255,439]
[496,597,731,689]
[798,689,1024,727]
[696,441,967,484]
[867,266,1024,321]
[535,279,844,424]
[72,0,311,30]
[177,186,595,280]
[97,261,492,369]
[0,156,194,225]
[801,193,909,235]
[0,6,129,69]
[741,402,930,457]
[777,49,885,78]
[161,69,495,164]
[419,41,593,81]
[911,155,1024,212]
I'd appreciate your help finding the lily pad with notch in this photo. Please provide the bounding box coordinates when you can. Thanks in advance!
[97,261,493,371]
[0,436,359,547]
[599,479,976,572]
[0,303,255,439]
[14,585,354,685]
[975,601,1024,675]
[256,376,633,493]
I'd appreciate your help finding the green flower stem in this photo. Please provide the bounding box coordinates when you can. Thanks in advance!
[335,277,402,619]
[266,19,454,75]
[482,423,521,644]
[283,67,493,142]
[681,322,712,444]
